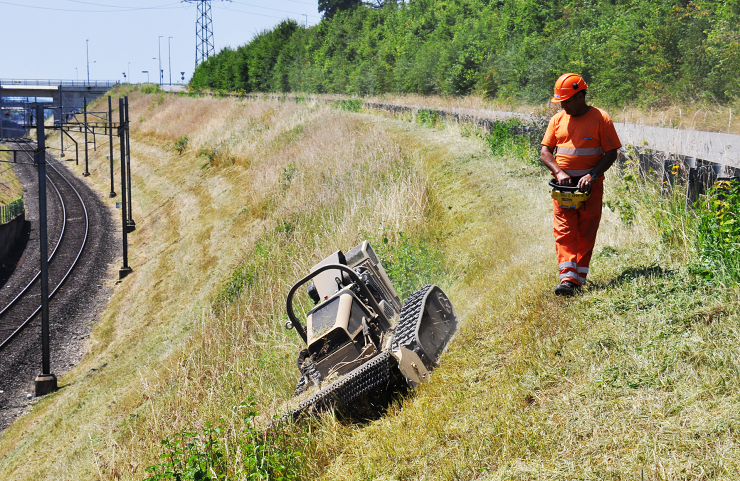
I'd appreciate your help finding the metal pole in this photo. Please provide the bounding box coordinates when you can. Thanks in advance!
[158,36,163,86]
[118,98,132,279]
[83,97,90,176]
[59,85,64,157]
[168,37,173,86]
[124,96,135,230]
[108,96,116,197]
[34,103,56,396]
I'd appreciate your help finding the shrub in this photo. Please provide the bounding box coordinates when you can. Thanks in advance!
[174,135,189,155]
[144,402,303,481]
[336,99,363,112]
[695,179,740,282]
[486,119,540,165]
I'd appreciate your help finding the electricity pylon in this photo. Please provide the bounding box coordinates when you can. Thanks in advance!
[183,0,230,69]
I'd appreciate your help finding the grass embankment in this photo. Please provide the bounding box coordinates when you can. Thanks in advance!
[0,151,23,206]
[0,89,738,480]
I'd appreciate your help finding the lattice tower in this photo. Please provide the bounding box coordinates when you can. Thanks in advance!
[183,0,229,68]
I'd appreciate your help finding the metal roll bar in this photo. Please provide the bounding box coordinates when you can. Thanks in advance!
[285,264,384,344]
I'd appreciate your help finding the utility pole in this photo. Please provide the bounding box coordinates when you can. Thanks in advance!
[158,36,163,86]
[34,104,56,397]
[86,39,90,85]
[108,96,116,198]
[183,1,230,68]
[118,98,132,280]
[83,97,90,176]
[168,37,173,86]
[59,85,64,157]
[124,96,135,231]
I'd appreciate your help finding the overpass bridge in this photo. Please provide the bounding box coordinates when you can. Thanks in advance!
[0,79,119,124]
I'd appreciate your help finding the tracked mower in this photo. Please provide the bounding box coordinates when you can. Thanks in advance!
[284,240,457,420]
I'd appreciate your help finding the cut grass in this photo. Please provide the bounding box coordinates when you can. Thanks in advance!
[0,89,737,480]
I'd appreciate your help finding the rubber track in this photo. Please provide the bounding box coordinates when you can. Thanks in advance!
[391,284,433,354]
[290,350,396,420]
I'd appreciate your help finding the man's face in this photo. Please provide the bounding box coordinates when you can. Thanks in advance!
[560,92,586,116]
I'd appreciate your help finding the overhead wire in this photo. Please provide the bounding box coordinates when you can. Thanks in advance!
[217,1,320,19]
[0,0,182,12]
[65,0,184,9]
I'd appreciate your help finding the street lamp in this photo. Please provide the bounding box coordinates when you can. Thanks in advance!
[168,36,173,86]
[302,14,307,28]
[142,70,149,83]
[75,67,78,82]
[158,35,163,86]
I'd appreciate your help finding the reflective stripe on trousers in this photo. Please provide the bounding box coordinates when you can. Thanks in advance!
[553,178,603,286]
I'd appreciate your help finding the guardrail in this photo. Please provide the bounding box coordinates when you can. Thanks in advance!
[0,198,23,224]
[0,79,119,88]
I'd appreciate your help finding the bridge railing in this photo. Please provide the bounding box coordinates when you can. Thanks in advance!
[0,79,119,88]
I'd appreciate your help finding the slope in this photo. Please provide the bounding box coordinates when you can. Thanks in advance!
[0,90,738,480]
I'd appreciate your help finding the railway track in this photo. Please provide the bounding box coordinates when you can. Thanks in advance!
[0,142,89,350]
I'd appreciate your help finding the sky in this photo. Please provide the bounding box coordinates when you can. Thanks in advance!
[0,0,321,84]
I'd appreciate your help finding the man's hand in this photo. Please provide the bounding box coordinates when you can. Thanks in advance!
[541,145,573,185]
[577,173,595,192]
[556,171,572,186]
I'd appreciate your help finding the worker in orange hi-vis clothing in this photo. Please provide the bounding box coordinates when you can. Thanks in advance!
[540,73,622,296]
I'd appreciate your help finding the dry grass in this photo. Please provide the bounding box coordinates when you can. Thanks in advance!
[0,150,22,205]
[0,89,738,480]
[333,92,740,135]
[0,89,435,480]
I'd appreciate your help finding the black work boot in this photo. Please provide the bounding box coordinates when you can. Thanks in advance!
[554,280,580,297]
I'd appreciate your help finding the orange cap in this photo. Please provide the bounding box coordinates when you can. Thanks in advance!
[552,73,588,103]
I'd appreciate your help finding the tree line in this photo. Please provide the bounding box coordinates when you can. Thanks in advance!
[190,0,740,106]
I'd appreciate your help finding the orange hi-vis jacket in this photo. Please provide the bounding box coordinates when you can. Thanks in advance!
[541,106,622,286]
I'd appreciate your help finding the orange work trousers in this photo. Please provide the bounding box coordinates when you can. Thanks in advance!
[553,178,603,286]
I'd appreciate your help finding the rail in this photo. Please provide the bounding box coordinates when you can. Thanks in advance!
[0,79,119,88]
[0,197,23,224]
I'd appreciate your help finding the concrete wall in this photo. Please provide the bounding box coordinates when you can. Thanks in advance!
[0,212,25,262]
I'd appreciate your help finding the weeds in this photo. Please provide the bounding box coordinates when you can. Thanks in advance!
[279,163,298,189]
[335,99,362,112]
[174,135,189,155]
[485,119,540,165]
[417,109,441,127]
[371,231,445,300]
[695,179,740,282]
[144,402,302,481]
[141,84,161,94]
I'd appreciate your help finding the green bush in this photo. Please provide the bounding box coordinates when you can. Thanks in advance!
[486,119,540,164]
[336,99,363,112]
[696,179,740,282]
[141,84,161,94]
[144,402,302,481]
[174,135,189,155]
